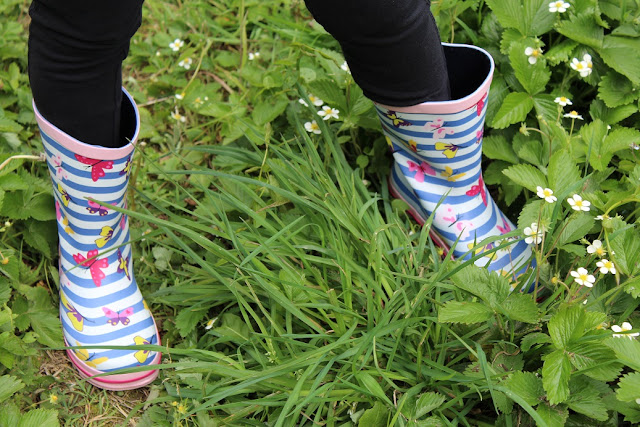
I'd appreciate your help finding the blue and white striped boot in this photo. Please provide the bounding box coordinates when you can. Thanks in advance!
[377,43,534,289]
[35,88,161,390]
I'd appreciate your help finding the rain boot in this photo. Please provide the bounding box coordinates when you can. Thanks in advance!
[377,43,534,289]
[35,88,161,390]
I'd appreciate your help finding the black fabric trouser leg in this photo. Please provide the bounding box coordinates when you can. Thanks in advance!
[28,0,144,148]
[304,0,450,106]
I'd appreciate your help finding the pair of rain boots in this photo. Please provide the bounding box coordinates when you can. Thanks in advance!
[35,88,161,390]
[376,43,535,287]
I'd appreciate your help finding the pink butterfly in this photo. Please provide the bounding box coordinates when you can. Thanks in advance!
[87,200,109,216]
[72,249,109,287]
[497,216,512,234]
[476,129,483,144]
[75,155,114,182]
[120,200,128,230]
[424,118,454,137]
[55,200,62,221]
[475,93,487,116]
[454,220,474,240]
[466,175,487,206]
[437,204,457,224]
[407,161,436,183]
[52,154,68,180]
[102,306,134,326]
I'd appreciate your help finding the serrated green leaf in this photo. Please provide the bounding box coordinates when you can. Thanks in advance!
[414,392,446,419]
[358,401,388,427]
[566,341,622,381]
[486,0,554,36]
[598,72,638,108]
[521,332,551,352]
[503,163,547,192]
[0,375,24,403]
[438,301,493,324]
[211,313,250,345]
[357,372,391,404]
[483,135,519,164]
[174,308,208,338]
[504,371,544,407]
[580,119,610,171]
[555,215,595,247]
[600,35,640,85]
[617,372,640,402]
[542,349,571,404]
[566,377,609,421]
[532,93,558,123]
[548,305,586,349]
[609,227,640,276]
[536,402,569,426]
[29,311,63,348]
[252,94,289,126]
[491,92,534,129]
[545,39,579,66]
[556,13,604,48]
[500,293,539,324]
[18,408,59,427]
[547,150,581,198]
[450,265,510,307]
[604,336,640,371]
[590,99,637,125]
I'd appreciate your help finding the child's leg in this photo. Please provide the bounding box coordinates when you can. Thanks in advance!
[304,0,450,105]
[28,0,144,148]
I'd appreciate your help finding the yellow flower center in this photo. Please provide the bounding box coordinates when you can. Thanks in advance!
[596,247,605,256]
[543,189,552,197]
[604,261,613,269]
[575,200,584,207]
[532,49,541,57]
[579,273,588,282]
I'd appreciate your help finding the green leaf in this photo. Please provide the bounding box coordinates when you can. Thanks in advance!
[0,375,24,403]
[548,305,586,349]
[502,163,547,192]
[520,332,551,352]
[566,377,609,421]
[308,79,347,112]
[504,371,544,407]
[542,349,571,404]
[580,119,610,171]
[600,35,640,86]
[609,227,640,276]
[604,336,640,371]
[555,215,595,247]
[438,301,493,324]
[252,94,289,126]
[598,72,639,108]
[491,92,534,129]
[499,293,539,324]
[545,39,579,66]
[532,94,558,123]
[483,135,519,164]
[536,403,569,426]
[617,372,640,402]
[547,150,581,199]
[509,41,550,95]
[590,99,637,125]
[211,313,250,345]
[358,402,388,427]
[17,408,59,427]
[605,127,640,156]
[449,265,510,307]
[486,0,554,36]
[566,341,622,381]
[556,13,604,48]
[174,308,208,338]
[29,311,63,348]
[414,392,446,419]
[357,372,391,404]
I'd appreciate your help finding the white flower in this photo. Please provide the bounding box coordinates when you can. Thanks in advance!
[308,94,324,107]
[155,51,161,57]
[549,1,570,13]
[567,194,591,211]
[298,98,309,107]
[612,322,639,339]
[248,52,260,61]
[554,96,572,106]
[536,186,557,203]
[570,54,593,77]
[525,47,543,64]
[193,97,204,106]
[171,109,186,123]
[596,259,616,275]
[587,239,606,257]
[205,317,218,330]
[169,38,184,52]
[636,398,640,405]
[570,267,596,287]
[564,110,583,120]
[524,222,543,245]
[340,61,351,74]
[304,120,321,134]
[175,92,185,100]
[631,143,640,150]
[317,105,339,121]
[595,214,610,221]
[178,57,193,69]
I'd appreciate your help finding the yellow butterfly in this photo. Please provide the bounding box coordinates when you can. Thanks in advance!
[61,215,74,235]
[143,299,149,312]
[466,242,498,261]
[441,166,466,182]
[60,292,84,331]
[76,348,109,368]
[57,183,72,206]
[409,139,418,152]
[385,135,393,148]
[133,336,153,363]
[95,226,114,248]
[434,142,459,159]
[385,110,412,127]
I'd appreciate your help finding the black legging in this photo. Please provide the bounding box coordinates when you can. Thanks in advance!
[28,0,449,148]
